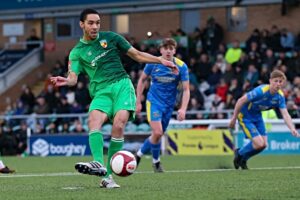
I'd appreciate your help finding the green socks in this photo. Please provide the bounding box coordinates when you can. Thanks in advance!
[89,130,104,165]
[106,137,124,177]
[89,131,124,177]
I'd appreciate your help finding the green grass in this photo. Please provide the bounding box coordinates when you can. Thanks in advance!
[1,155,300,200]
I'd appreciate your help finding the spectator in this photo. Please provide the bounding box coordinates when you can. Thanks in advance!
[13,101,27,115]
[222,63,235,85]
[246,29,261,52]
[214,43,227,57]
[60,122,70,134]
[287,51,300,76]
[33,96,50,114]
[226,78,243,109]
[244,64,259,87]
[262,48,276,71]
[247,41,261,64]
[216,78,228,102]
[189,83,204,110]
[269,25,282,52]
[275,51,288,67]
[46,122,58,134]
[207,64,222,88]
[26,28,41,51]
[188,68,198,86]
[74,81,91,111]
[34,123,45,134]
[66,89,75,105]
[51,60,65,77]
[294,89,300,106]
[71,120,86,133]
[196,53,212,82]
[15,121,28,155]
[215,54,227,74]
[70,101,84,113]
[280,28,294,52]
[225,40,243,64]
[43,84,59,113]
[258,65,270,84]
[187,98,202,119]
[56,96,71,114]
[2,126,17,155]
[202,16,224,55]
[19,85,35,114]
[210,95,225,118]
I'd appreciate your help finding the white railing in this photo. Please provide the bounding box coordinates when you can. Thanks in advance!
[2,111,300,134]
[0,41,44,94]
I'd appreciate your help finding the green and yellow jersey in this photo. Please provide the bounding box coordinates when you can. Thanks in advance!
[69,31,132,97]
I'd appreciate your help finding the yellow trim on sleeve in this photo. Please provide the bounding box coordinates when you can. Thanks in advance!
[174,57,184,67]
[262,85,270,93]
[278,89,284,96]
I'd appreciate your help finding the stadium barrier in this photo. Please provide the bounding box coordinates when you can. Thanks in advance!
[1,112,300,156]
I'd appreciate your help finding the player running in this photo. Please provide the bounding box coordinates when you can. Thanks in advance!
[229,69,300,169]
[135,38,190,172]
[50,8,177,188]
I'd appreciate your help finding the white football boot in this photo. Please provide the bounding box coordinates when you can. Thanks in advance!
[100,175,120,189]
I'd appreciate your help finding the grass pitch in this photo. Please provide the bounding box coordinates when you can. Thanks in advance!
[1,155,300,200]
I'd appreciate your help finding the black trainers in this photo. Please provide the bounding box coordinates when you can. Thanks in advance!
[240,160,249,170]
[75,161,107,176]
[0,166,15,174]
[233,148,242,169]
[152,162,164,173]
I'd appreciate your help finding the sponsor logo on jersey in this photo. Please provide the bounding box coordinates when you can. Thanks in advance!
[91,49,113,67]
[271,99,278,105]
[155,76,176,83]
[258,105,270,110]
[271,100,278,105]
[100,40,107,48]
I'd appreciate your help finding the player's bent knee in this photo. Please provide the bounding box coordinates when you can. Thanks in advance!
[152,130,163,138]
[113,120,127,131]
[257,143,267,150]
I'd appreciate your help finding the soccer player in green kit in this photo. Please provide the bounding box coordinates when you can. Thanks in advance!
[50,8,177,188]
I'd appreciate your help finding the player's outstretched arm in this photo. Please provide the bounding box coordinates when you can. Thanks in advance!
[280,108,300,137]
[127,47,178,74]
[136,72,149,114]
[177,81,190,121]
[50,71,78,87]
[229,95,248,129]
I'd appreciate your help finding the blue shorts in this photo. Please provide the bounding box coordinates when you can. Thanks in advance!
[146,100,173,132]
[237,113,266,139]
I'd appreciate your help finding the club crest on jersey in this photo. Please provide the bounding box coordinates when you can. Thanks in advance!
[100,40,107,48]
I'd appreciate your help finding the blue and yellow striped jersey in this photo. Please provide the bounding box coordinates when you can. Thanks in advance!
[144,57,189,107]
[241,84,286,120]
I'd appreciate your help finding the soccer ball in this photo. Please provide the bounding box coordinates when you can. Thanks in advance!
[110,150,137,177]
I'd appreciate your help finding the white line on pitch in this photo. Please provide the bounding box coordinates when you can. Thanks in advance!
[1,166,300,178]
